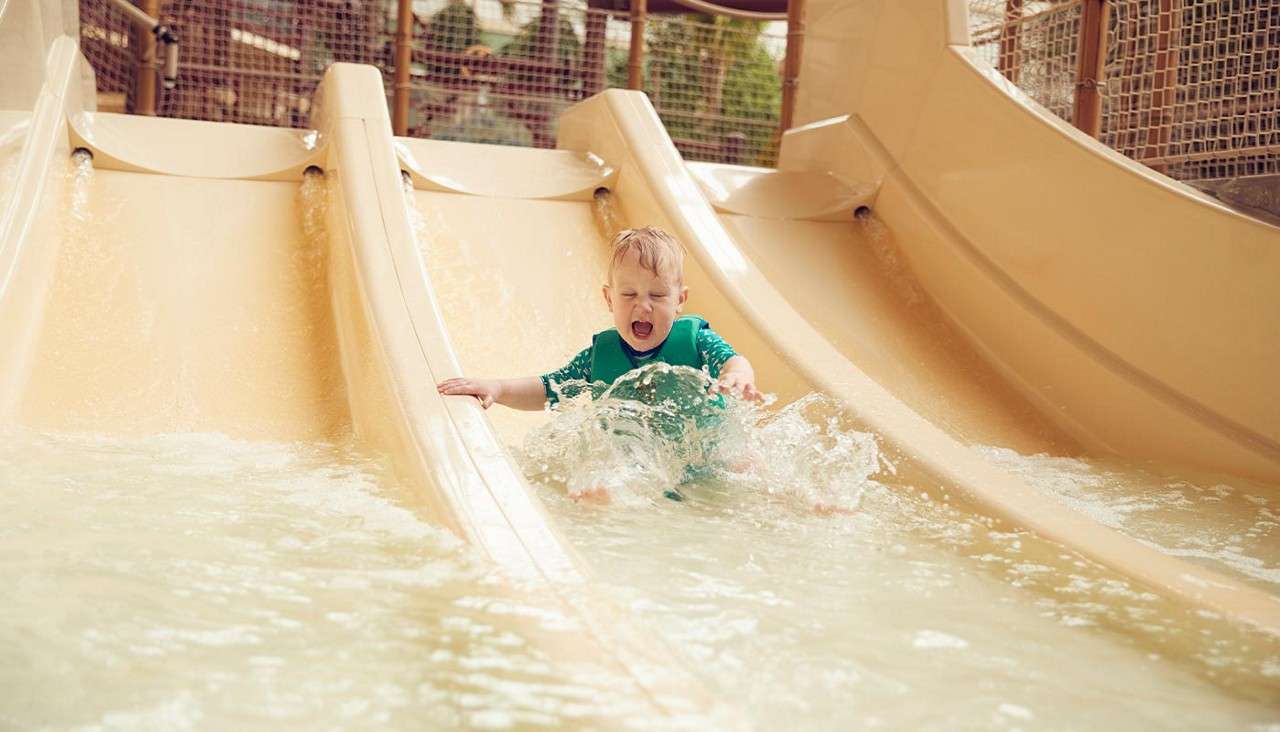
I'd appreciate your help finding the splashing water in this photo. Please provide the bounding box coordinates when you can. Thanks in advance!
[517,363,883,512]
[69,148,93,222]
[511,366,1279,728]
[856,209,924,307]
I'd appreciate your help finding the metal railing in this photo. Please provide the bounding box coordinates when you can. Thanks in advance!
[970,0,1280,182]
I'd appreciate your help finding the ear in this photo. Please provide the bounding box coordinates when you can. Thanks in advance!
[676,285,689,312]
[602,283,613,310]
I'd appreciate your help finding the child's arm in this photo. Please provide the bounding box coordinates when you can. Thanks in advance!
[436,376,546,410]
[698,326,763,402]
[437,346,592,412]
[712,355,763,402]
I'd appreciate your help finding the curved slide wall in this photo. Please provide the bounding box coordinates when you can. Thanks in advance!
[787,0,1280,482]
[0,39,726,725]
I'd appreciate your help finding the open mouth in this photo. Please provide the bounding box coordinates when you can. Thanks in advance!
[631,321,653,339]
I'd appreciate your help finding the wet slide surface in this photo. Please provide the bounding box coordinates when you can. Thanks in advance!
[19,166,348,439]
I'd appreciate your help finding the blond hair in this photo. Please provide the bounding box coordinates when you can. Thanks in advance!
[607,226,685,284]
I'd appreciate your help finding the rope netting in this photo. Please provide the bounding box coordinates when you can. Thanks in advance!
[969,0,1084,122]
[79,0,139,112]
[76,0,785,166]
[969,0,1280,182]
[1104,0,1280,180]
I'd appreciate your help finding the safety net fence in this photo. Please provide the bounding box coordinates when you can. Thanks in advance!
[77,0,786,166]
[969,0,1280,183]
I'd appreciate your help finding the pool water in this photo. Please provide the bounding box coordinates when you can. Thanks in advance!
[978,445,1280,593]
[513,373,1280,729]
[0,430,660,729]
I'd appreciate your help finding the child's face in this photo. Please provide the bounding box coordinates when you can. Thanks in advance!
[603,250,689,351]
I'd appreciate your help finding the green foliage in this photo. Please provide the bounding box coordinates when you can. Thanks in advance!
[432,110,533,147]
[422,1,481,54]
[498,10,585,145]
[720,41,782,164]
[499,12,583,71]
[641,16,781,164]
[412,4,781,162]
[419,1,482,82]
[606,48,629,90]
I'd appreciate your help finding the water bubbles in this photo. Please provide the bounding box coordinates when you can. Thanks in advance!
[516,363,884,512]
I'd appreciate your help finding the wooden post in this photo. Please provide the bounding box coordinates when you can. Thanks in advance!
[997,0,1023,83]
[537,0,561,61]
[780,0,807,131]
[133,0,160,116]
[583,8,608,97]
[530,0,561,149]
[1072,0,1109,137]
[392,0,413,136]
[628,0,647,90]
[1142,0,1175,165]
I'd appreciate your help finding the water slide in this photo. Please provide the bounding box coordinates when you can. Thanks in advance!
[2,0,1276,722]
[405,1,1279,644]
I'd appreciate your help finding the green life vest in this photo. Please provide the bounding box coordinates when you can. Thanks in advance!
[589,315,706,386]
[588,316,724,493]
[588,314,726,418]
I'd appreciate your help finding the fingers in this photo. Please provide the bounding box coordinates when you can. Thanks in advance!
[437,378,494,409]
[436,377,473,394]
[713,375,764,402]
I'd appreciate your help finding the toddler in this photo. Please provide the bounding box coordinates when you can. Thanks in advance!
[437,226,760,412]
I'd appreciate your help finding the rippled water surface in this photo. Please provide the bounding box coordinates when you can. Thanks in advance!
[0,431,654,730]
[515,369,1280,730]
[979,446,1280,592]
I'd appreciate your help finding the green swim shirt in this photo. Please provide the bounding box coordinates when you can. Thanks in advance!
[541,324,737,406]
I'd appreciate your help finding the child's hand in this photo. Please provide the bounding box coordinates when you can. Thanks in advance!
[712,371,762,402]
[437,377,503,409]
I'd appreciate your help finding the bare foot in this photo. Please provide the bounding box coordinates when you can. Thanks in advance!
[570,484,613,505]
[812,501,856,516]
[722,453,756,473]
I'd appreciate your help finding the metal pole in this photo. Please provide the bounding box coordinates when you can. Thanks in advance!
[1072,0,1109,137]
[393,0,413,136]
[780,0,807,131]
[628,0,647,90]
[133,0,160,116]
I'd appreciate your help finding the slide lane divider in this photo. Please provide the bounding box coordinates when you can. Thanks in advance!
[315,64,735,727]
